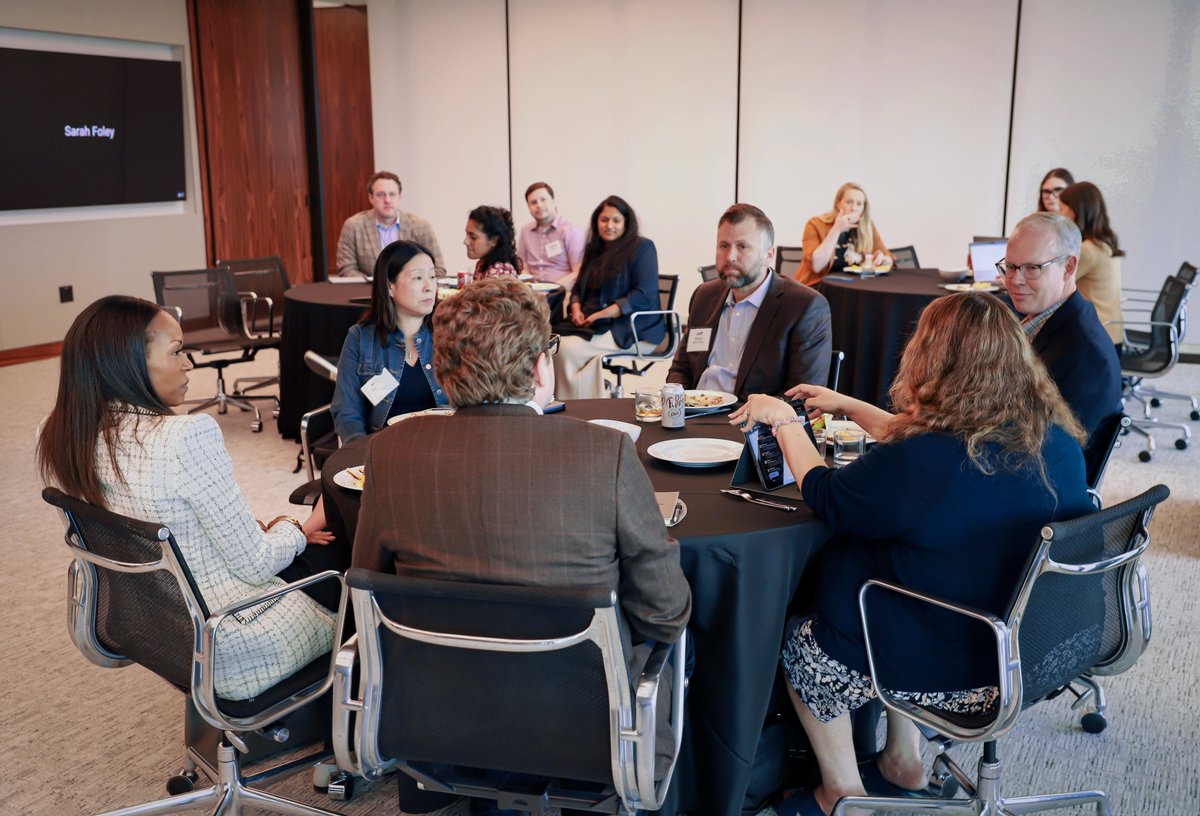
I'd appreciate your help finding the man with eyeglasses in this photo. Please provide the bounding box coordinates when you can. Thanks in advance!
[335,171,445,277]
[1001,212,1122,461]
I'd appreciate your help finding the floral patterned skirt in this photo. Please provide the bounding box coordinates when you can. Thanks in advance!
[781,616,999,723]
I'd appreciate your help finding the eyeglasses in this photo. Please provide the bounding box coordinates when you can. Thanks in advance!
[546,334,560,356]
[996,255,1068,280]
[1041,186,1067,198]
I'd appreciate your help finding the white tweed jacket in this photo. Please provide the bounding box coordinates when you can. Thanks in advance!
[97,411,334,700]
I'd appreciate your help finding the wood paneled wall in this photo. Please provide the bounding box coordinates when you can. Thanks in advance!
[314,5,373,280]
[189,0,313,283]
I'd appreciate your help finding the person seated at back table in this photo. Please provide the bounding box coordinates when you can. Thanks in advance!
[729,292,1092,816]
[38,295,338,701]
[335,170,444,276]
[795,183,893,287]
[331,240,450,443]
[1058,181,1125,351]
[668,203,831,400]
[1000,212,1123,462]
[554,195,664,400]
[517,181,586,290]
[353,276,692,812]
[463,204,522,280]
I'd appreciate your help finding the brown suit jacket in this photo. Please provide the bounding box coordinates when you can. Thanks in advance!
[352,403,692,644]
[667,272,832,400]
[334,209,445,277]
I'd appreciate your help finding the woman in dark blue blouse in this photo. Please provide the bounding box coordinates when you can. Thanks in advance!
[553,195,664,399]
[730,293,1093,816]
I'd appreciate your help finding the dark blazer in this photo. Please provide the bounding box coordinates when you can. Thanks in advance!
[801,428,1093,691]
[570,237,664,349]
[352,403,692,644]
[1031,291,1124,455]
[667,272,832,400]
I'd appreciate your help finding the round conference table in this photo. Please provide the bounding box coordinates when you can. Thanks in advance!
[279,281,371,440]
[821,268,948,409]
[321,400,835,816]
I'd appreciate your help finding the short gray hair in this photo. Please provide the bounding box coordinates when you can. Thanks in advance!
[1013,211,1082,258]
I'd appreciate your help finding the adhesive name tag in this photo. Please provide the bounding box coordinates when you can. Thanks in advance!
[361,369,400,406]
[687,327,713,352]
[544,239,564,258]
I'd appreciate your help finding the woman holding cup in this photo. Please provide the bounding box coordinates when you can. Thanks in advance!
[794,182,893,286]
[728,292,1092,815]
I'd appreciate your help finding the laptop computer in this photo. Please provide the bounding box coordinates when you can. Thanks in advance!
[969,240,1007,283]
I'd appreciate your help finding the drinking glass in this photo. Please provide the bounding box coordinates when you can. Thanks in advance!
[634,388,662,422]
[832,428,866,466]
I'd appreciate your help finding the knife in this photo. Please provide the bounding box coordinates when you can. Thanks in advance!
[720,488,798,512]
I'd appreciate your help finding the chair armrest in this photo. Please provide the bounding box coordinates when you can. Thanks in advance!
[238,293,278,339]
[194,570,347,733]
[632,631,687,808]
[858,580,1022,742]
[627,310,681,359]
[332,634,365,777]
[1108,320,1178,343]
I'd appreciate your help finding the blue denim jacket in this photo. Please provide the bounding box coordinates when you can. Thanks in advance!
[331,321,448,442]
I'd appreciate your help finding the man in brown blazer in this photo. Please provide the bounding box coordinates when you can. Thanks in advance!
[668,204,832,400]
[334,171,444,276]
[352,277,691,647]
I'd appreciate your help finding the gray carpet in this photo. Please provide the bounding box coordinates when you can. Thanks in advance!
[2,350,1197,815]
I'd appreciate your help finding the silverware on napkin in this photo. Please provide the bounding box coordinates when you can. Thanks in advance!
[720,488,797,512]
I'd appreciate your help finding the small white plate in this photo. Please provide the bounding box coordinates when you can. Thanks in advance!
[940,282,1000,293]
[530,281,562,293]
[436,276,459,288]
[589,418,642,443]
[387,407,456,426]
[825,419,876,445]
[843,266,891,275]
[332,466,365,491]
[647,438,743,468]
[684,390,737,411]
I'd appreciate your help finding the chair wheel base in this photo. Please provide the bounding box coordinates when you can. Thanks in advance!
[1175,438,1188,450]
[1080,712,1107,733]
[327,771,353,801]
[251,421,264,433]
[1138,450,1152,462]
[1150,397,1162,408]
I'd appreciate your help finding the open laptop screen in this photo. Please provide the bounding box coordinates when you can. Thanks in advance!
[969,240,1007,283]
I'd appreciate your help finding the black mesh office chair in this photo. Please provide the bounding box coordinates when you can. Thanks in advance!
[289,351,341,507]
[828,349,845,393]
[43,486,346,816]
[151,268,278,432]
[1121,262,1198,422]
[217,255,289,401]
[834,484,1168,815]
[888,246,919,269]
[332,569,686,815]
[1084,413,1130,510]
[1116,275,1191,460]
[698,264,718,282]
[601,274,682,397]
[776,246,804,281]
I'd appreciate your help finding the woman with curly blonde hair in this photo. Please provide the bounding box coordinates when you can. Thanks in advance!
[729,293,1091,816]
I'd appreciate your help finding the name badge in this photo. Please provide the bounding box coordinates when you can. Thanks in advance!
[687,327,712,352]
[361,369,399,406]
[544,239,564,258]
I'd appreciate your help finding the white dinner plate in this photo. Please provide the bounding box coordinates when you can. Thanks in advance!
[333,466,365,491]
[647,438,743,468]
[530,281,561,293]
[940,282,1000,293]
[684,390,737,411]
[436,276,459,288]
[387,407,456,426]
[843,266,892,275]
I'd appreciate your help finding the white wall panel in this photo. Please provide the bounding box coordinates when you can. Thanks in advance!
[738,0,1017,271]
[1008,0,1200,289]
[507,0,740,319]
[366,0,510,275]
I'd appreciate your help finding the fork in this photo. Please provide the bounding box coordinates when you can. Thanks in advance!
[720,489,798,512]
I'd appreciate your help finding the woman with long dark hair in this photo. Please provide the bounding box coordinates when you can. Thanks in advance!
[730,293,1092,815]
[464,205,522,280]
[1036,167,1075,213]
[38,295,336,701]
[553,195,663,399]
[1059,181,1125,347]
[331,239,450,441]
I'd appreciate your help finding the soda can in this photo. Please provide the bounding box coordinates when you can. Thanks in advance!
[457,270,469,289]
[661,383,686,429]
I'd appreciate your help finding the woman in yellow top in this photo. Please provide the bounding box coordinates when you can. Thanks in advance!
[1059,182,1124,349]
[795,182,892,287]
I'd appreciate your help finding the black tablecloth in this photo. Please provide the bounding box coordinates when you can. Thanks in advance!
[821,268,946,409]
[321,400,832,815]
[279,282,371,440]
